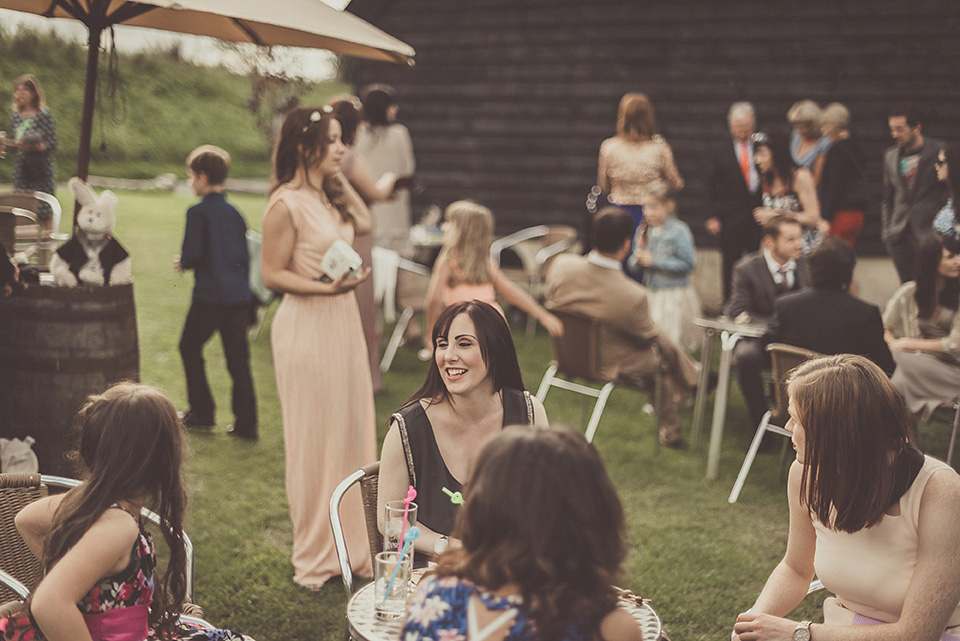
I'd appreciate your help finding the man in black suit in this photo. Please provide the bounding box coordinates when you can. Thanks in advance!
[707,101,764,302]
[765,236,895,376]
[723,216,806,429]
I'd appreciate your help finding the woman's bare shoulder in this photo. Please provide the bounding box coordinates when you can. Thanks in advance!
[599,606,644,641]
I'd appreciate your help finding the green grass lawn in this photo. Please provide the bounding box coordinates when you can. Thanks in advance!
[37,187,957,640]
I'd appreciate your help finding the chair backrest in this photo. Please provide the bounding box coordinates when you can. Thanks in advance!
[549,311,604,382]
[330,461,381,596]
[0,474,46,603]
[0,208,40,258]
[767,343,824,423]
[396,258,431,312]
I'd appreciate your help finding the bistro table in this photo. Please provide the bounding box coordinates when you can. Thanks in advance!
[690,317,767,480]
[345,582,663,641]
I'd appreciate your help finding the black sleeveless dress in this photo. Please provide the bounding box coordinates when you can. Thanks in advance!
[392,388,534,550]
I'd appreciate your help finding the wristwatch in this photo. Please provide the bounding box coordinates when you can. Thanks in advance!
[434,535,449,555]
[792,620,812,641]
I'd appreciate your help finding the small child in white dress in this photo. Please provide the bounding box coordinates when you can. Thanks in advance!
[628,186,701,353]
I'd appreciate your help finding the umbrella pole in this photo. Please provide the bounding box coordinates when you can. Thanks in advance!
[73,23,103,228]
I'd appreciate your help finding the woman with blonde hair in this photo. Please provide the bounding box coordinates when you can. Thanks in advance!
[422,200,562,355]
[817,102,869,247]
[597,92,684,278]
[733,354,960,641]
[787,99,830,185]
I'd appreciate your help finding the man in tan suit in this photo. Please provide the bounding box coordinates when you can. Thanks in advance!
[545,206,700,446]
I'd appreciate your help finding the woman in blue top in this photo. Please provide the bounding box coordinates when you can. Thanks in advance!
[787,100,830,186]
[628,186,701,353]
[9,74,57,230]
[403,427,644,641]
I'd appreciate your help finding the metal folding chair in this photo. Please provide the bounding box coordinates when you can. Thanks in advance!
[728,343,823,504]
[536,311,662,444]
[379,258,431,373]
[329,461,381,597]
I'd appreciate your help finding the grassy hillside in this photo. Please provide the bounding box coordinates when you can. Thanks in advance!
[0,25,348,180]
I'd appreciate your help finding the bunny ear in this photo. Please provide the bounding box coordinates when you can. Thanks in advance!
[69,177,97,207]
[99,190,118,212]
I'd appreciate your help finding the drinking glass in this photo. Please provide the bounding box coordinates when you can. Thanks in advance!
[374,550,412,619]
[383,500,417,555]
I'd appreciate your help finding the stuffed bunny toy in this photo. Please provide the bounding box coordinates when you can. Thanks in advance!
[50,178,132,287]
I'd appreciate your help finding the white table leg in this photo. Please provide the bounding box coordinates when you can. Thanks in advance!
[706,331,742,480]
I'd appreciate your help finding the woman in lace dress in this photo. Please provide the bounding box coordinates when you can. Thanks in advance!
[597,93,684,279]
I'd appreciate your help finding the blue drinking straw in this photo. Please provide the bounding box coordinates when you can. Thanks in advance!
[383,526,420,602]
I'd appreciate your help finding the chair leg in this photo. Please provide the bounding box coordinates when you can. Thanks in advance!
[652,370,663,454]
[535,365,557,402]
[584,382,614,443]
[949,401,960,466]
[379,307,414,373]
[728,411,773,504]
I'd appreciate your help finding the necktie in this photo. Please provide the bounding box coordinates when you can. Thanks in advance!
[739,143,751,187]
[776,266,792,294]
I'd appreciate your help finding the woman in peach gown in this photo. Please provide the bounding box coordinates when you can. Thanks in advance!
[261,106,376,589]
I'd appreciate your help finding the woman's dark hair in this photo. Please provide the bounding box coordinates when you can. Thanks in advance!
[327,96,362,146]
[360,84,398,128]
[433,427,627,641]
[270,106,354,223]
[915,232,960,318]
[945,144,960,201]
[407,301,525,406]
[787,355,915,533]
[755,130,798,189]
[43,383,188,639]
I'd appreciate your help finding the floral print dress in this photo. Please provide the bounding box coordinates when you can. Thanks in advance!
[403,576,590,641]
[0,505,253,641]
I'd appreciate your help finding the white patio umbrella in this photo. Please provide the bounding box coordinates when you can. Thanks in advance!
[1,0,415,193]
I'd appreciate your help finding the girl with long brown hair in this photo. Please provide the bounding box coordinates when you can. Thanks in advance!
[261,106,376,588]
[0,382,251,640]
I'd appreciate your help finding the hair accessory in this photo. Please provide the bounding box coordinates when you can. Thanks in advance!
[302,106,333,131]
[442,487,464,505]
[383,526,420,602]
[750,131,769,145]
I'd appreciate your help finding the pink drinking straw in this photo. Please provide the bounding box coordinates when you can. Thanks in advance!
[397,485,417,551]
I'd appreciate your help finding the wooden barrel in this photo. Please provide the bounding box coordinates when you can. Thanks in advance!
[0,284,139,475]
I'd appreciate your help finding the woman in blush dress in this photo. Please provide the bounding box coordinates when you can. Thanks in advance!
[328,95,400,394]
[597,92,684,279]
[261,106,376,589]
[733,355,960,641]
[354,84,416,254]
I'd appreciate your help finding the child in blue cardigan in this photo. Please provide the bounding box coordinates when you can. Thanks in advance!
[628,185,701,352]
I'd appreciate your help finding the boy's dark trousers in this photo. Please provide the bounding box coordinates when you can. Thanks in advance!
[179,300,257,436]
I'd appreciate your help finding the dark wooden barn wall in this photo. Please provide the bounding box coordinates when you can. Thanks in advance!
[348,0,960,253]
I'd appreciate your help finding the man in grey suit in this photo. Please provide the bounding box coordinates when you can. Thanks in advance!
[545,206,700,447]
[723,216,806,431]
[882,106,947,283]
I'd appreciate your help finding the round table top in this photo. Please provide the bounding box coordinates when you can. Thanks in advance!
[346,582,662,641]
